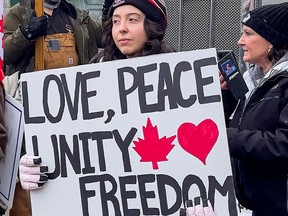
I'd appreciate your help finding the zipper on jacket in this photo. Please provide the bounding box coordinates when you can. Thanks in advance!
[238,74,288,129]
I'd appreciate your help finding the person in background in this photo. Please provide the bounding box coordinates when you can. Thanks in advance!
[19,0,216,215]
[3,0,113,215]
[220,2,288,216]
[4,0,112,74]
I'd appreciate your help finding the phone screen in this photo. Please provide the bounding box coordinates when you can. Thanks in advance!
[220,59,237,77]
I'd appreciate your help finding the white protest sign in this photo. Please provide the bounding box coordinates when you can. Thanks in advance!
[0,94,24,207]
[21,49,238,216]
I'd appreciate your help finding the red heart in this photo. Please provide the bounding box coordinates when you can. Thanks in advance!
[177,119,219,165]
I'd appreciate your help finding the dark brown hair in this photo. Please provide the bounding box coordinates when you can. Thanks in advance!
[90,17,175,63]
[268,48,288,65]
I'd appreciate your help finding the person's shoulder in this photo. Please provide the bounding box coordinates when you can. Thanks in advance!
[75,7,88,18]
[68,3,91,22]
[63,0,87,16]
[5,3,31,20]
[5,3,26,14]
[63,0,97,22]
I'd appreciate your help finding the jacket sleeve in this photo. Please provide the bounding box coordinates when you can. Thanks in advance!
[227,102,288,165]
[85,16,103,63]
[4,4,34,66]
[0,87,7,161]
[74,8,103,64]
[87,16,103,48]
[221,89,238,127]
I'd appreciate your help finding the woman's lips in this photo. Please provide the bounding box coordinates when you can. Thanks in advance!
[119,38,130,45]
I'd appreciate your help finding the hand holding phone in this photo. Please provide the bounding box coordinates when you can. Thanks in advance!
[217,50,248,100]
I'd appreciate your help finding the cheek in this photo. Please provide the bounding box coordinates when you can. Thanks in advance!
[112,30,119,46]
[134,26,147,37]
[112,29,117,40]
[253,47,267,58]
[136,29,148,45]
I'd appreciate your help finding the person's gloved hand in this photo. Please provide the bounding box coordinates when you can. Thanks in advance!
[20,15,49,40]
[179,197,216,216]
[19,154,48,190]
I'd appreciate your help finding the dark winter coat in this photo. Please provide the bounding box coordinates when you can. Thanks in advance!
[4,0,104,75]
[225,54,288,216]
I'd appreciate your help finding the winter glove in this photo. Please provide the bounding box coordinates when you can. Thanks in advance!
[20,15,49,40]
[179,197,216,216]
[202,198,216,216]
[19,154,49,190]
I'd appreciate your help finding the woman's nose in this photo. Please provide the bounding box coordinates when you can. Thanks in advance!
[237,34,244,45]
[119,21,128,33]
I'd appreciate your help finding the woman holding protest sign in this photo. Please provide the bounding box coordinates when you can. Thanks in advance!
[18,0,216,215]
[220,2,288,216]
[19,0,176,190]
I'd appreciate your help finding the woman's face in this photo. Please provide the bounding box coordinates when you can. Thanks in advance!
[112,5,148,58]
[238,25,272,69]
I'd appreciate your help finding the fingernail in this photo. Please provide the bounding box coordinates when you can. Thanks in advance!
[39,175,48,182]
[33,157,42,164]
[40,166,48,172]
[179,208,186,216]
[202,198,208,207]
[37,182,46,187]
[185,200,193,208]
[194,196,201,205]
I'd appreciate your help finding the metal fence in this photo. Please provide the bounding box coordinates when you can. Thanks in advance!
[5,0,276,72]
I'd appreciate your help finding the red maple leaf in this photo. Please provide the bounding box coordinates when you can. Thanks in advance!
[133,118,176,170]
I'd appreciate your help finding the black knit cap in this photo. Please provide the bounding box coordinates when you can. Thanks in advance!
[109,0,168,29]
[241,2,288,49]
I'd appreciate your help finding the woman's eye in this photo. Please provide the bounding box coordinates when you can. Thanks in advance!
[129,18,137,22]
[244,31,252,36]
[112,19,119,24]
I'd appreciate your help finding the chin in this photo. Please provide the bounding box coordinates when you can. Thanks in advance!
[242,56,250,63]
[120,50,131,56]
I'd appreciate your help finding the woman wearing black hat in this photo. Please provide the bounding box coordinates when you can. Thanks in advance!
[89,0,175,63]
[221,2,288,216]
[18,0,175,189]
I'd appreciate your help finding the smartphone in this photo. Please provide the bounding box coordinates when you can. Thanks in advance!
[218,50,248,100]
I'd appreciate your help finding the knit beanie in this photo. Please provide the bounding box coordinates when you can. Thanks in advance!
[241,2,288,49]
[109,0,168,29]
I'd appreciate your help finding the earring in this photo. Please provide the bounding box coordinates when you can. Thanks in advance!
[268,46,273,53]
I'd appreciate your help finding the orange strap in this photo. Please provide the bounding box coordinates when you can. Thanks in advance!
[34,0,44,71]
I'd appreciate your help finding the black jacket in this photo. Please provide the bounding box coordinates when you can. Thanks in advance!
[225,57,288,216]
